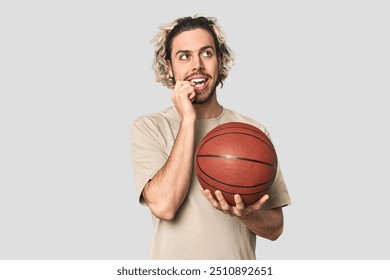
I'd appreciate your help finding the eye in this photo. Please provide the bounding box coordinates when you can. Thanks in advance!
[202,50,213,57]
[179,53,189,60]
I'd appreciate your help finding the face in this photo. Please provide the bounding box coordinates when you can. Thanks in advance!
[168,28,220,104]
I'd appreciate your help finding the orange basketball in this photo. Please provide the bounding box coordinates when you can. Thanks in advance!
[194,122,278,206]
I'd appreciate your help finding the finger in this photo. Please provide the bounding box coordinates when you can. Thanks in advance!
[250,194,270,210]
[172,84,187,98]
[260,194,269,205]
[188,90,196,102]
[172,84,195,102]
[201,188,220,209]
[215,191,230,212]
[174,80,189,89]
[234,194,245,211]
[173,81,193,92]
[172,81,188,94]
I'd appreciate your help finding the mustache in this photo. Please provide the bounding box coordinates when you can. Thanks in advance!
[184,71,211,80]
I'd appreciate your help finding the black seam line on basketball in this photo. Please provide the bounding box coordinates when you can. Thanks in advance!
[202,127,275,151]
[196,154,276,168]
[210,126,271,142]
[199,131,277,155]
[211,123,268,136]
[196,159,277,188]
[198,175,271,196]
[201,131,272,149]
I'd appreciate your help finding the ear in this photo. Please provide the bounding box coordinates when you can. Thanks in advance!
[218,54,222,72]
[167,60,173,77]
[218,54,223,76]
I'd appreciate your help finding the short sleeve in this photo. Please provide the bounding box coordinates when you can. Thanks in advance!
[262,163,291,209]
[130,117,169,204]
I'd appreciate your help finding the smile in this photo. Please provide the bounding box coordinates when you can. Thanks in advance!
[190,78,208,88]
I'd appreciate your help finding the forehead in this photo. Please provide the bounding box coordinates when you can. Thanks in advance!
[171,28,216,52]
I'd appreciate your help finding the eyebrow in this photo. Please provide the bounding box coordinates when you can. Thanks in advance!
[174,45,215,58]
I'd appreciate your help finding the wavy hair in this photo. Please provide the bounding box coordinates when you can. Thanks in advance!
[152,16,235,89]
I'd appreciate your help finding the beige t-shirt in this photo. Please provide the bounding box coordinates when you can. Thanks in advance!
[131,107,291,259]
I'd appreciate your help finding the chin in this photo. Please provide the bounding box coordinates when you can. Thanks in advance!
[193,87,217,104]
[193,94,212,104]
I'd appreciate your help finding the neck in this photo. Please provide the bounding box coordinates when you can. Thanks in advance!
[193,95,223,120]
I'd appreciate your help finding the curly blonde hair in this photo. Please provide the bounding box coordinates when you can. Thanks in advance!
[152,16,235,89]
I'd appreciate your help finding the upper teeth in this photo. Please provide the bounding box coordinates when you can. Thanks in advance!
[191,78,206,83]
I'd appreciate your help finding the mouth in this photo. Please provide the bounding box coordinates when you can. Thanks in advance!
[188,76,209,89]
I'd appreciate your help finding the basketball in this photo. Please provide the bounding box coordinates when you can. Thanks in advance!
[194,122,278,206]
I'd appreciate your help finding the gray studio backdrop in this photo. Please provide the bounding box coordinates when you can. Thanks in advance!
[1,0,389,259]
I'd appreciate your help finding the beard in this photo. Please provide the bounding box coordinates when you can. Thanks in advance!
[192,80,218,104]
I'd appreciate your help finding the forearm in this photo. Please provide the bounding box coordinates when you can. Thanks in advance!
[239,207,284,240]
[143,121,195,220]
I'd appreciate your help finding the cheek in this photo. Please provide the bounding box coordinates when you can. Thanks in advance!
[212,62,220,77]
[171,66,188,80]
[169,61,186,79]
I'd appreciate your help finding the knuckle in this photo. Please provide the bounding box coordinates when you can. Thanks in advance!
[213,203,220,209]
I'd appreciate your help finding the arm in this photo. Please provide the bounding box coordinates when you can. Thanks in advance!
[201,190,284,240]
[239,205,284,241]
[142,81,196,221]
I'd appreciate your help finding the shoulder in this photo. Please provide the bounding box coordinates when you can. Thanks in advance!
[132,107,178,130]
[225,108,270,137]
[131,107,181,143]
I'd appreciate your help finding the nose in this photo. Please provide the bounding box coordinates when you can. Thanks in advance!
[192,55,205,71]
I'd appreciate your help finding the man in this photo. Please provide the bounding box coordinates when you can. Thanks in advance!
[131,16,291,259]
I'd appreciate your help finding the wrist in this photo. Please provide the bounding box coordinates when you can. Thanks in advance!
[180,117,196,128]
[238,211,255,221]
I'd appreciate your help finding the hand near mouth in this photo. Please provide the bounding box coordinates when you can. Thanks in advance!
[171,80,197,123]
